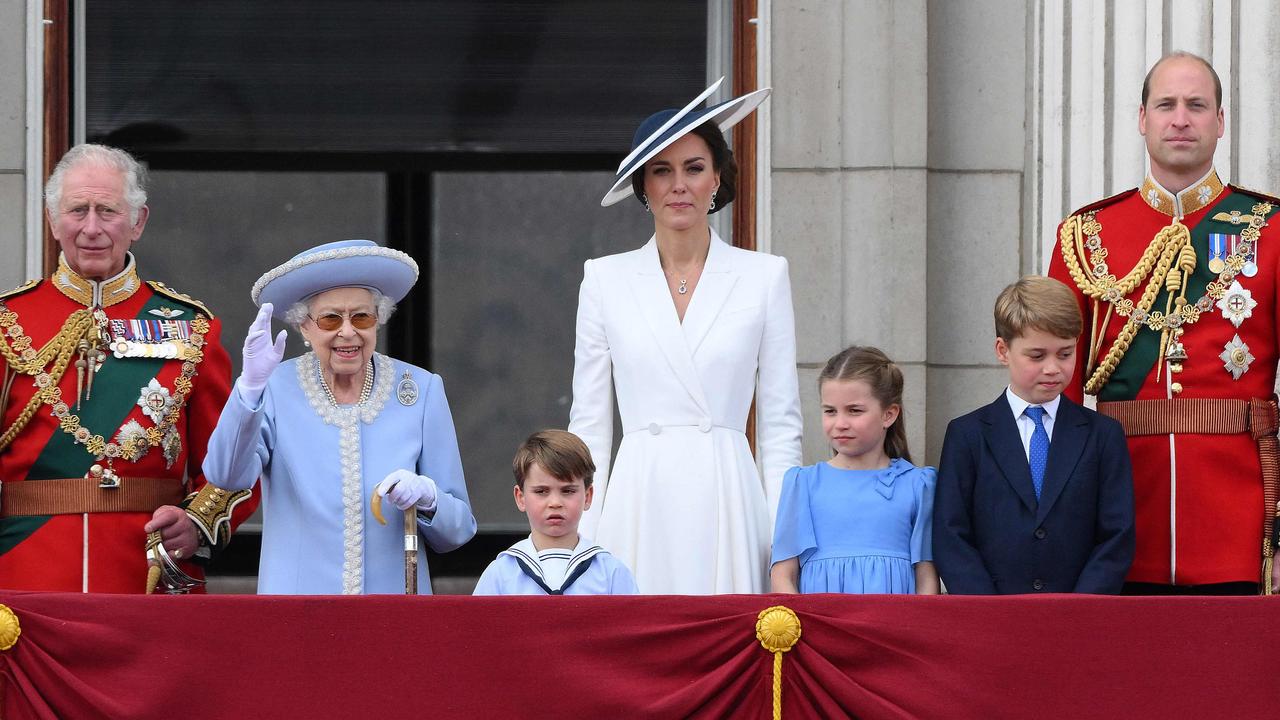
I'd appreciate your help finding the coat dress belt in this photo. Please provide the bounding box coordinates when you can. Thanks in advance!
[623,419,746,436]
[0,477,185,517]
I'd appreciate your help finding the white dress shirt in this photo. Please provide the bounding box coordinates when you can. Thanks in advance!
[1004,387,1060,461]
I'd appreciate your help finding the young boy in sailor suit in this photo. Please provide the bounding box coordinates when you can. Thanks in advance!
[473,430,638,595]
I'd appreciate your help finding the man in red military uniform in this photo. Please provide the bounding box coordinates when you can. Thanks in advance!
[1049,52,1280,595]
[0,144,256,592]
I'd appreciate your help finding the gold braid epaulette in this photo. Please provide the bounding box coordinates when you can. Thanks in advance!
[0,303,95,452]
[0,279,40,301]
[184,484,253,548]
[146,281,215,319]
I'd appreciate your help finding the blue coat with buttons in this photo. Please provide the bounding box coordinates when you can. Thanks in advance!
[933,392,1136,594]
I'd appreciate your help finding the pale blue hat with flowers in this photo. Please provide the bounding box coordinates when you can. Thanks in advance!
[250,239,419,319]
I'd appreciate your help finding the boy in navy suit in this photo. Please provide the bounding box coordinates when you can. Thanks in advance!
[934,276,1135,594]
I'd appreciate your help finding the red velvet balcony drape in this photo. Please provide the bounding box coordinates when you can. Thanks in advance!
[1,591,1276,719]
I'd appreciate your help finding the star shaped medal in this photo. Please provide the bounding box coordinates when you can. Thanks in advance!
[1220,335,1254,381]
[1215,280,1256,328]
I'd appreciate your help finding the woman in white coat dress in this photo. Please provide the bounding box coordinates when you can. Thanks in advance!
[570,79,803,594]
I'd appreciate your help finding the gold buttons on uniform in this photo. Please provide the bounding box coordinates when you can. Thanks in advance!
[1169,363,1183,374]
[1171,382,1183,394]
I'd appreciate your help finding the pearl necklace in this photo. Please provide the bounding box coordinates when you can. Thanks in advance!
[316,356,374,406]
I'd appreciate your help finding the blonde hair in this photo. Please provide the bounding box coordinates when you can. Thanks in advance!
[994,275,1082,344]
[512,430,596,489]
[818,346,911,463]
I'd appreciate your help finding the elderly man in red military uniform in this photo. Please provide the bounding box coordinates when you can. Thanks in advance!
[1049,52,1280,595]
[0,144,255,592]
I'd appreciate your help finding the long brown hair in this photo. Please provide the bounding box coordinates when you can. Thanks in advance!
[818,346,912,463]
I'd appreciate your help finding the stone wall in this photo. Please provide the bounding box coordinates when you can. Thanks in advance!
[0,2,29,291]
[770,0,930,463]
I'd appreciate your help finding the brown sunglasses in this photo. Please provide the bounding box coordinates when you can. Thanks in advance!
[309,311,378,331]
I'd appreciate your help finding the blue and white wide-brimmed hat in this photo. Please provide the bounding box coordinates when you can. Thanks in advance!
[600,76,771,207]
[250,239,419,318]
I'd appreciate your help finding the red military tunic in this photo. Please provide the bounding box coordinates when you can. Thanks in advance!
[0,255,256,592]
[1048,169,1280,586]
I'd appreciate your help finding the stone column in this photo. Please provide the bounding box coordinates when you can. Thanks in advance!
[1030,0,1280,270]
[0,2,32,290]
[769,0,930,462]
[923,0,1030,461]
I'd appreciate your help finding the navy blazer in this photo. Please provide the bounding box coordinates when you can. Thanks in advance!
[933,392,1135,594]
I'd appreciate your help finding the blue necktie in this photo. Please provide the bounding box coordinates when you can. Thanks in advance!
[1025,406,1049,499]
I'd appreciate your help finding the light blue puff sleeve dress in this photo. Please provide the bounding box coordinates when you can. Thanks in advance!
[771,457,935,594]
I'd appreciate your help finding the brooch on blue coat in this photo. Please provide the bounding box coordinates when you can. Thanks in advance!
[397,371,419,406]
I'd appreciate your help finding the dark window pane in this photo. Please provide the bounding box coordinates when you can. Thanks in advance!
[430,171,648,530]
[86,1,707,154]
[133,170,388,379]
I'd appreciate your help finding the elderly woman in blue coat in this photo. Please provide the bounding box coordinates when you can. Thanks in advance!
[203,240,476,594]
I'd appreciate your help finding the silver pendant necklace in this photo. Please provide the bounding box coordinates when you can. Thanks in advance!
[677,278,688,295]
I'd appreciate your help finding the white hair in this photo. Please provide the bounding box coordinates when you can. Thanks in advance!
[283,288,396,331]
[44,144,148,226]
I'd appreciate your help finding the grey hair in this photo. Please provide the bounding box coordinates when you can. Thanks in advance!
[283,288,397,331]
[44,144,149,226]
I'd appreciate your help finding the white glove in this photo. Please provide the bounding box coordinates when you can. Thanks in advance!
[375,469,438,513]
[238,303,287,405]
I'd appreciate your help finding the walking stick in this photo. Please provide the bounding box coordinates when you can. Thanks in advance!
[403,508,419,594]
[371,488,419,595]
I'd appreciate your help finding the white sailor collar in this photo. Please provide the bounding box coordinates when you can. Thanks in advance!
[501,534,605,595]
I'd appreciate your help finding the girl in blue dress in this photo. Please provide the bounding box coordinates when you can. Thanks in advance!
[770,346,939,594]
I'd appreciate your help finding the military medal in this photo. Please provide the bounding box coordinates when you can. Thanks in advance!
[110,318,196,360]
[162,428,183,469]
[137,378,175,423]
[1226,234,1258,277]
[1220,335,1254,380]
[114,420,149,462]
[1215,280,1256,328]
[1208,233,1229,274]
[397,371,419,406]
[1241,235,1259,277]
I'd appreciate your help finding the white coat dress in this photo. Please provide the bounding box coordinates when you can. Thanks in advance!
[569,231,803,594]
